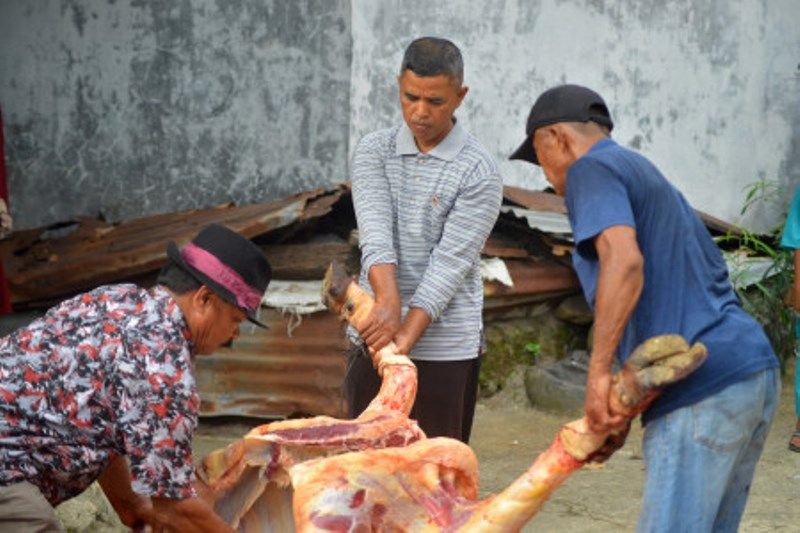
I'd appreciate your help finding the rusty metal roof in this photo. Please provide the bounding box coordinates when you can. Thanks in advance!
[501,185,739,236]
[195,307,348,419]
[0,183,592,419]
[0,187,346,307]
[484,257,580,315]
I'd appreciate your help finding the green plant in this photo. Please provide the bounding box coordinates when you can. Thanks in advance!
[720,179,794,372]
[524,342,541,356]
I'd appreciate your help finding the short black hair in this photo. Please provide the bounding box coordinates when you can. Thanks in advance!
[157,260,202,294]
[400,37,464,85]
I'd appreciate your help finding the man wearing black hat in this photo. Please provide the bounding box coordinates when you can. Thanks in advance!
[0,224,271,532]
[511,85,779,531]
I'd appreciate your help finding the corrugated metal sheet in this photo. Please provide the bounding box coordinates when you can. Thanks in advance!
[501,185,739,236]
[502,186,568,214]
[484,258,581,314]
[500,206,572,237]
[0,183,604,419]
[195,307,348,419]
[0,187,343,307]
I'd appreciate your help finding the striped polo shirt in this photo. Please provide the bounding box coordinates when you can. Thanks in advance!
[349,121,503,361]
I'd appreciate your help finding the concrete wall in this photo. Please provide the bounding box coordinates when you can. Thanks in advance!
[0,0,351,229]
[2,0,798,231]
[349,0,800,230]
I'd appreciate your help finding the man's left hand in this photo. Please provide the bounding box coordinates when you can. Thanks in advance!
[116,493,155,529]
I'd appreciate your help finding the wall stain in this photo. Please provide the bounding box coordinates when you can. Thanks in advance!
[2,0,351,229]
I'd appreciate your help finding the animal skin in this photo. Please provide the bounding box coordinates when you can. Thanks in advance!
[196,262,707,531]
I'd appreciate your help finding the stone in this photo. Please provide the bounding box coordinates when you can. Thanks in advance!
[55,483,126,532]
[555,295,594,325]
[523,350,591,415]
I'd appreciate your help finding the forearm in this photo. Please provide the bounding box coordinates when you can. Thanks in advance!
[97,455,150,525]
[591,229,644,368]
[151,496,234,532]
[394,307,432,354]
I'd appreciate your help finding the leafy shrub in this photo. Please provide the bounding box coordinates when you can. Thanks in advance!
[719,180,794,372]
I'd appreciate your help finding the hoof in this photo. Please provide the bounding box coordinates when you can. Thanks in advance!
[625,335,707,387]
[612,335,707,413]
[321,260,352,312]
[634,340,707,389]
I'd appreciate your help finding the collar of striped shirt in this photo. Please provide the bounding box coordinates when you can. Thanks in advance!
[395,120,468,161]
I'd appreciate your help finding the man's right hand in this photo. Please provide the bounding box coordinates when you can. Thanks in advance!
[584,362,627,433]
[358,297,401,352]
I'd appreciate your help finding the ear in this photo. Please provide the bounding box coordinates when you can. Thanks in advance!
[190,286,215,316]
[454,85,469,108]
[551,124,574,157]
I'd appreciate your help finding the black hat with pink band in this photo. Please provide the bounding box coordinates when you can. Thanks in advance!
[166,224,272,328]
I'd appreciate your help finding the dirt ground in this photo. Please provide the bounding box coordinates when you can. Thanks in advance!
[190,367,800,532]
[59,367,798,531]
[468,369,800,532]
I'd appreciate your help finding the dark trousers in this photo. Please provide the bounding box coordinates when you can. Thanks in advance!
[344,345,480,443]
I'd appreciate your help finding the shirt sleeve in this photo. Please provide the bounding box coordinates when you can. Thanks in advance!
[351,133,397,272]
[408,164,503,320]
[780,187,800,249]
[118,342,199,499]
[566,157,636,257]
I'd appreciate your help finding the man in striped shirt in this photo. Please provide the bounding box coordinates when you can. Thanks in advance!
[345,37,503,442]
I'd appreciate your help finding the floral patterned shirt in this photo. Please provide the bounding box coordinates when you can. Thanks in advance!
[0,284,198,505]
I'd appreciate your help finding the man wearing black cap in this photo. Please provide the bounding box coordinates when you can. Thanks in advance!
[0,224,271,532]
[511,85,779,531]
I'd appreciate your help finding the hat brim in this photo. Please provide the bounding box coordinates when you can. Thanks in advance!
[509,133,539,165]
[166,241,268,329]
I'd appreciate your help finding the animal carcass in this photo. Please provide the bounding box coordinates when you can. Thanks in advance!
[196,262,706,531]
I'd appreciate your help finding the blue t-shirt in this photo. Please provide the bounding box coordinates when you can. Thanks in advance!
[780,186,800,249]
[566,138,778,424]
[780,187,800,337]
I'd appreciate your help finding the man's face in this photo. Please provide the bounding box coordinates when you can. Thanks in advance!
[398,70,467,152]
[191,290,247,356]
[532,127,570,196]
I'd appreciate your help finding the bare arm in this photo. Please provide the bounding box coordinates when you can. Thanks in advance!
[393,307,432,355]
[146,496,233,532]
[586,225,644,433]
[97,455,153,529]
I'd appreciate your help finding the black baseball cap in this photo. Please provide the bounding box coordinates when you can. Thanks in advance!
[510,84,614,165]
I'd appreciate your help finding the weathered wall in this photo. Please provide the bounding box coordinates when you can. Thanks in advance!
[0,0,351,229]
[2,1,798,231]
[349,0,800,229]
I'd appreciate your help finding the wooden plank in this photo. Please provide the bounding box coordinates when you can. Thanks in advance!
[262,241,360,280]
[482,235,529,258]
[502,186,567,214]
